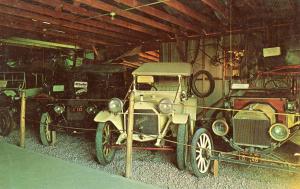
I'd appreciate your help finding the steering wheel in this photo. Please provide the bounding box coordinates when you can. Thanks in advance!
[137,83,157,91]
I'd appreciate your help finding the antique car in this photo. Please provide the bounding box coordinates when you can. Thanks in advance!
[190,81,300,177]
[93,62,199,169]
[0,71,44,136]
[39,64,130,146]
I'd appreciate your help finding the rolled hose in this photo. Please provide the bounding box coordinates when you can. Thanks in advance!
[191,70,215,98]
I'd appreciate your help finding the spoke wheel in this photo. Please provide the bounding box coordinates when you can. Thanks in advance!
[0,110,12,136]
[95,122,117,165]
[191,128,214,177]
[40,112,56,146]
[176,124,188,170]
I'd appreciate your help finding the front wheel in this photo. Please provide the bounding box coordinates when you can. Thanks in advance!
[40,112,56,146]
[0,110,13,136]
[95,122,117,165]
[176,124,188,170]
[190,128,214,177]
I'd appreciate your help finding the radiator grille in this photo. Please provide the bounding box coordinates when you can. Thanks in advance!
[134,109,158,135]
[233,119,271,147]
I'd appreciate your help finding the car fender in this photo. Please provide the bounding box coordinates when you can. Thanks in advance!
[94,110,123,131]
[172,113,189,124]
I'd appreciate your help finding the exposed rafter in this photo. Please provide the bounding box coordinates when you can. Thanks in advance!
[0,15,107,47]
[31,0,153,40]
[0,0,141,44]
[116,0,202,33]
[201,0,228,19]
[163,0,219,29]
[75,0,176,33]
[43,0,163,38]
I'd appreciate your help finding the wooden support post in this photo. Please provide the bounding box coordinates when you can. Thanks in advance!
[19,90,26,148]
[213,159,219,177]
[125,91,135,178]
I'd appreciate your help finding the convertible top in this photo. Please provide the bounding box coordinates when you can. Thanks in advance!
[132,63,192,76]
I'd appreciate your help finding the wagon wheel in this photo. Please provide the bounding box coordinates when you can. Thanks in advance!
[0,110,13,136]
[176,124,188,170]
[191,128,214,177]
[95,122,117,165]
[40,112,56,146]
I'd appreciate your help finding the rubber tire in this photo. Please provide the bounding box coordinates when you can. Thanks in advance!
[191,128,214,177]
[95,122,116,165]
[191,70,215,98]
[40,112,56,146]
[176,124,188,170]
[0,110,12,136]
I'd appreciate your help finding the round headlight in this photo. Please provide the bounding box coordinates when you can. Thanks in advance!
[108,98,123,113]
[54,105,65,114]
[212,119,229,136]
[269,123,290,142]
[158,98,173,114]
[286,101,296,111]
[224,101,231,109]
[86,105,97,114]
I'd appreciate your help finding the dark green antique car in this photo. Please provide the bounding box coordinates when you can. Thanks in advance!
[39,64,131,146]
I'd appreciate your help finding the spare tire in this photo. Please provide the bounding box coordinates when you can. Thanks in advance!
[191,70,215,98]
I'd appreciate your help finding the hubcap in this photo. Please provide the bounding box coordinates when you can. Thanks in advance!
[195,133,212,173]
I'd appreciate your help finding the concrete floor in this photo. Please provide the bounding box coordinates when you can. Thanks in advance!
[0,141,160,189]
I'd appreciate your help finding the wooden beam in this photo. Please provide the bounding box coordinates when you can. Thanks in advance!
[117,0,202,33]
[76,0,175,33]
[0,27,93,49]
[163,0,219,29]
[242,0,258,10]
[201,0,228,18]
[0,0,138,44]
[45,0,163,38]
[139,53,158,62]
[0,14,109,47]
[145,51,159,59]
[31,0,150,40]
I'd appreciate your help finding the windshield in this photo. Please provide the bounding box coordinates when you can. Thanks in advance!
[135,75,187,91]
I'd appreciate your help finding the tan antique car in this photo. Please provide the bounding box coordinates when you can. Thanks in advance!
[93,62,198,169]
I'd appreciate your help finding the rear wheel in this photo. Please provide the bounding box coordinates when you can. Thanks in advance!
[95,122,116,165]
[176,124,188,170]
[191,128,214,177]
[40,112,56,146]
[0,110,12,136]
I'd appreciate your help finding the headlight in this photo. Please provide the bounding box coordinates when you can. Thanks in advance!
[269,123,290,142]
[158,98,173,114]
[54,104,65,114]
[224,101,231,109]
[86,105,97,114]
[286,101,296,111]
[108,98,123,113]
[212,119,229,136]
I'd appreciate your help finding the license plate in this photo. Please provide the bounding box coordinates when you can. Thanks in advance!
[71,106,84,112]
[238,152,260,163]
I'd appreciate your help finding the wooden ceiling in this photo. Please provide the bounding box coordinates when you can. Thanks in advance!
[0,0,298,50]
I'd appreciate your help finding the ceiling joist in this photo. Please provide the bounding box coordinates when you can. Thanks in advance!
[75,0,175,33]
[163,0,220,29]
[116,0,202,33]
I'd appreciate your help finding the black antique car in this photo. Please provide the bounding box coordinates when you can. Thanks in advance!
[0,71,44,136]
[39,64,130,145]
